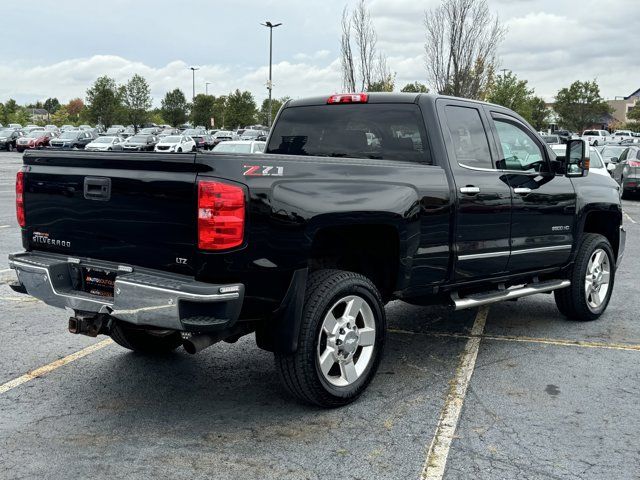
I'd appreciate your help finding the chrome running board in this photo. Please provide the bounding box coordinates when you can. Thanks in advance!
[452,279,571,311]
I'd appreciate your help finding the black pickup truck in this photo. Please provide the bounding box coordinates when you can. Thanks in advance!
[9,93,625,407]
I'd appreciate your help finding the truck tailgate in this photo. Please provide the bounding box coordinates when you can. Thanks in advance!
[22,151,199,276]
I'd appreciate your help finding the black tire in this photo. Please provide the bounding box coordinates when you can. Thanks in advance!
[593,140,598,146]
[177,147,182,153]
[7,143,13,152]
[275,269,386,407]
[110,322,183,353]
[554,233,615,321]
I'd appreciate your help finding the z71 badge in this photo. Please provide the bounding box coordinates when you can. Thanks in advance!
[243,165,284,177]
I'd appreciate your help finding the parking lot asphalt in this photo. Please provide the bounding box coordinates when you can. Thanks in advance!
[0,150,639,479]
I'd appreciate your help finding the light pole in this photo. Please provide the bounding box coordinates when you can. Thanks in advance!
[190,66,199,101]
[205,81,212,96]
[261,21,282,128]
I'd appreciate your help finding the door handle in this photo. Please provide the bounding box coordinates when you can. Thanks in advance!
[460,186,480,195]
[513,187,531,194]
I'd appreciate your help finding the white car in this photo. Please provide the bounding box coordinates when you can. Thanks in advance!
[551,144,610,177]
[212,140,266,154]
[581,129,609,146]
[85,136,124,152]
[154,135,196,153]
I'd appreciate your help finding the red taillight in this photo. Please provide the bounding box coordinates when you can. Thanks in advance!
[16,171,25,227]
[327,93,369,104]
[628,161,640,167]
[198,181,245,250]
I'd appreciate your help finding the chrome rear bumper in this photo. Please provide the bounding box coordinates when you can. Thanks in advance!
[8,252,244,331]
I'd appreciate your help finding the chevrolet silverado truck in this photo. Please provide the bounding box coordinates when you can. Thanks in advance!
[9,93,625,407]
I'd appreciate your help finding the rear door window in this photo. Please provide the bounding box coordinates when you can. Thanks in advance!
[266,103,431,163]
[443,105,493,169]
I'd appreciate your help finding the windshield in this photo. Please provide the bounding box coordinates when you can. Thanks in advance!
[60,132,78,139]
[93,137,115,143]
[128,135,148,142]
[183,129,201,135]
[242,130,260,137]
[106,128,121,133]
[0,129,12,136]
[266,104,430,162]
[214,143,252,153]
[214,131,231,138]
[140,128,155,134]
[163,136,182,142]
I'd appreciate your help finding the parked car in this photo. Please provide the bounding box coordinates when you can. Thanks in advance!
[541,134,561,145]
[85,136,125,152]
[48,130,96,149]
[44,125,60,134]
[550,144,609,177]
[158,128,181,137]
[121,126,136,138]
[611,146,640,198]
[15,130,53,152]
[610,130,635,143]
[582,129,609,146]
[105,126,125,136]
[0,128,24,151]
[23,126,44,135]
[153,135,196,152]
[212,130,238,146]
[554,130,573,144]
[60,124,75,132]
[239,129,266,141]
[599,145,627,166]
[78,124,92,131]
[9,92,625,407]
[212,140,266,154]
[8,123,22,129]
[190,134,215,150]
[139,127,162,136]
[121,134,159,151]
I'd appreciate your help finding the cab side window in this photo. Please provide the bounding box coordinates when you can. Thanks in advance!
[444,106,493,169]
[493,119,546,172]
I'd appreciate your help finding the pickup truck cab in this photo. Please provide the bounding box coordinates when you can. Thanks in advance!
[582,129,609,146]
[9,93,625,407]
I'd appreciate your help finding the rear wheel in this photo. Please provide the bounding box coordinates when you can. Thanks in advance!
[110,322,183,353]
[554,233,615,321]
[275,269,386,407]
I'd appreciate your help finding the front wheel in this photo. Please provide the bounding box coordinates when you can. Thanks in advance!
[554,233,615,321]
[110,322,183,353]
[275,269,386,407]
[593,140,598,146]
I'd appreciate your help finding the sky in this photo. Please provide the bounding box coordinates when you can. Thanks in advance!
[1,0,639,107]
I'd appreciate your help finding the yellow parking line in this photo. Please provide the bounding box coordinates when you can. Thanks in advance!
[420,306,489,480]
[0,339,113,395]
[624,212,637,224]
[389,329,640,352]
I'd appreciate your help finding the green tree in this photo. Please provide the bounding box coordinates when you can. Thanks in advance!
[161,89,188,127]
[401,82,429,93]
[0,104,6,125]
[43,98,60,115]
[258,97,289,126]
[554,80,611,133]
[527,96,549,131]
[367,73,396,92]
[4,99,18,116]
[628,104,640,122]
[487,71,533,118]
[213,96,227,128]
[9,108,30,126]
[225,90,257,129]
[148,108,165,126]
[122,74,152,130]
[51,106,70,126]
[85,76,123,128]
[191,94,217,127]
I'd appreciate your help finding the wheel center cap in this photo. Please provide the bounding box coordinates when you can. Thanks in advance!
[340,331,359,356]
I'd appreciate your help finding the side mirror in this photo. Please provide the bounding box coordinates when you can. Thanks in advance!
[607,163,616,172]
[610,157,618,163]
[565,139,590,177]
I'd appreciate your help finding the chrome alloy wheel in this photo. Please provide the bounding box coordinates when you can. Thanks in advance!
[585,248,611,311]
[316,295,376,387]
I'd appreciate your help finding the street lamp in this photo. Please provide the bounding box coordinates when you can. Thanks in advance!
[261,21,282,128]
[189,66,199,101]
[205,81,212,96]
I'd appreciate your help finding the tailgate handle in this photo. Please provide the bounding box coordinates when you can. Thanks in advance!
[84,177,111,201]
